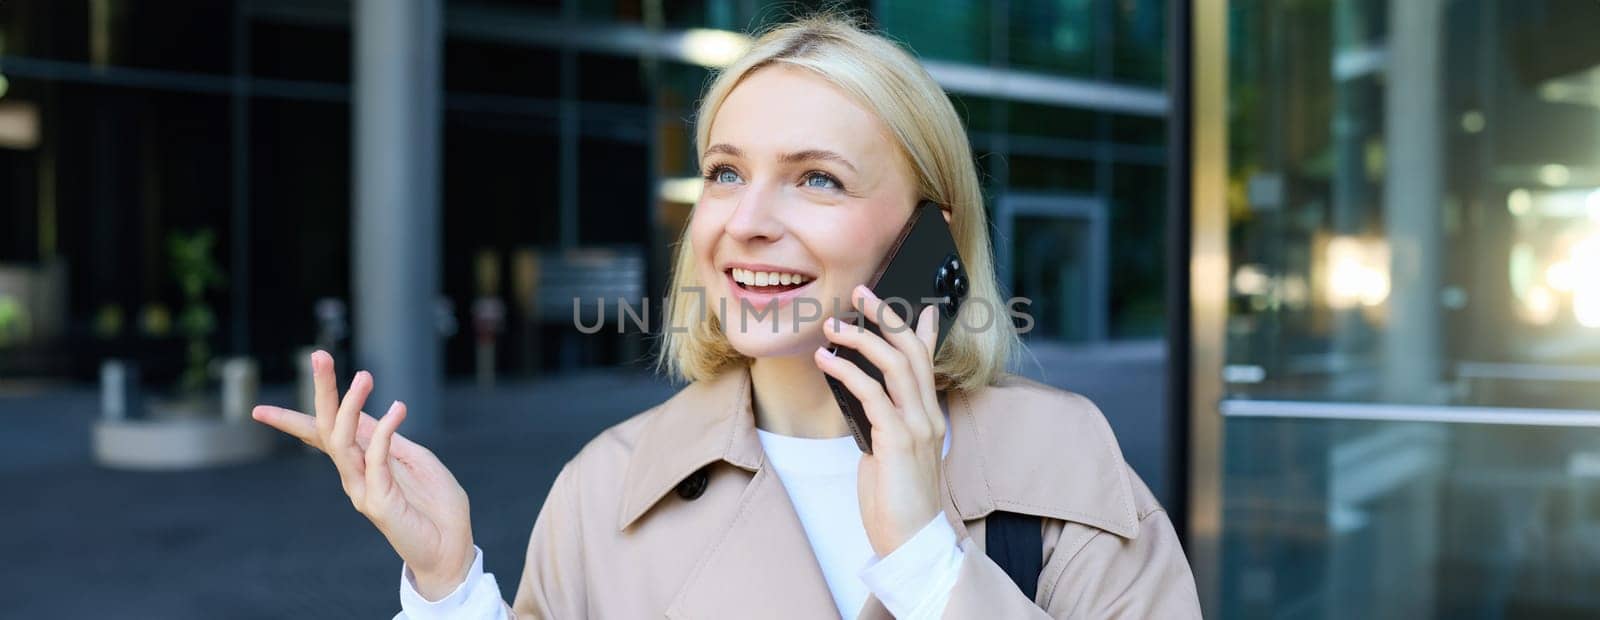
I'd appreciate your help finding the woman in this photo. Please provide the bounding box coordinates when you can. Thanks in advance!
[252,14,1200,619]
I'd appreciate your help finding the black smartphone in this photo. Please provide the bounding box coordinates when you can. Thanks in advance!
[825,200,969,454]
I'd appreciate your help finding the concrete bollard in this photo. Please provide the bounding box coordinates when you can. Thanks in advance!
[100,359,142,421]
[296,346,318,419]
[220,357,259,423]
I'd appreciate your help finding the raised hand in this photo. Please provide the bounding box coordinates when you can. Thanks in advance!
[250,351,476,600]
[813,285,946,558]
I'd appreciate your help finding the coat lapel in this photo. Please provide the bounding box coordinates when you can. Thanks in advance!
[632,364,835,619]
[666,457,843,619]
[638,363,1033,619]
[941,376,1140,538]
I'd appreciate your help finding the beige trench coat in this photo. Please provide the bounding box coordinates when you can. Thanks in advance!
[501,364,1201,618]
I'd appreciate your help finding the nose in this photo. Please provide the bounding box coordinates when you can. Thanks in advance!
[723,186,784,243]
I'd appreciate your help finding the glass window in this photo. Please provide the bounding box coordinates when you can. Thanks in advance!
[1224,0,1600,411]
[1111,0,1164,86]
[577,137,649,246]
[949,94,1001,135]
[249,97,352,365]
[1012,214,1099,341]
[253,22,351,84]
[576,0,643,23]
[0,78,239,379]
[878,0,991,66]
[445,39,559,99]
[1111,112,1164,147]
[1007,154,1095,193]
[1217,0,1600,616]
[0,0,234,75]
[1007,0,1096,77]
[578,53,646,104]
[1110,163,1165,338]
[1006,101,1099,142]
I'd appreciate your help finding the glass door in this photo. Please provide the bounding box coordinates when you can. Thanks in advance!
[1198,0,1600,616]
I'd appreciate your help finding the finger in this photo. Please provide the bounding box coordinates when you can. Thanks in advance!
[254,404,420,455]
[914,303,938,364]
[851,285,918,341]
[363,401,406,512]
[312,350,339,441]
[252,405,321,447]
[815,346,909,451]
[845,285,921,372]
[331,371,374,466]
[852,286,936,430]
[823,313,929,440]
[913,304,943,429]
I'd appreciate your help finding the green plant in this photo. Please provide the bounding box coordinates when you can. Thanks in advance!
[169,230,225,397]
[0,295,28,348]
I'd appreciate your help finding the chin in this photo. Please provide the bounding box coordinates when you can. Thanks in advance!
[723,324,823,360]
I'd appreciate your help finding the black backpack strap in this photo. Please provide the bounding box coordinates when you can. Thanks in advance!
[984,510,1043,601]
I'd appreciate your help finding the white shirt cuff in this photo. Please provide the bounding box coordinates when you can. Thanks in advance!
[396,546,507,620]
[859,511,966,619]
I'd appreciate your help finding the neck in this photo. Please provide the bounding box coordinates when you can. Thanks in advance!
[748,355,852,438]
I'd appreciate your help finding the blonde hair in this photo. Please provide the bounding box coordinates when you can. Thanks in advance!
[654,12,1020,393]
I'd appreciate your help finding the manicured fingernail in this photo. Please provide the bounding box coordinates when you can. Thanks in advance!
[817,346,834,357]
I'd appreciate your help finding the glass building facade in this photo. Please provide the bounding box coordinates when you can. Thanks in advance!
[1192,0,1600,616]
[11,0,1600,617]
[0,0,1171,387]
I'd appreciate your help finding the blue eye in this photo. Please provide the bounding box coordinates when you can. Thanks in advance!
[803,172,840,190]
[716,168,742,184]
[704,165,743,185]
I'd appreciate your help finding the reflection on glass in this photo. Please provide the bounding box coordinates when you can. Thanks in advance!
[1219,0,1600,617]
[878,0,990,66]
[1224,0,1600,412]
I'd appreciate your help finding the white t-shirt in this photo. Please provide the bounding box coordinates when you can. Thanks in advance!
[394,419,964,620]
[754,418,961,620]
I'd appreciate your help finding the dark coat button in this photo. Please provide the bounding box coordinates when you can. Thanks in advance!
[675,467,709,500]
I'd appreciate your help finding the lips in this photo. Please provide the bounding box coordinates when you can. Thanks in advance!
[723,268,816,313]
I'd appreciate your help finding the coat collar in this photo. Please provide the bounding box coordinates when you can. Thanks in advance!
[616,365,763,531]
[618,363,1140,540]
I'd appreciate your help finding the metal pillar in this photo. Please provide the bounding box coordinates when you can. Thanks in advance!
[352,0,443,438]
[1381,0,1444,403]
[1187,0,1230,614]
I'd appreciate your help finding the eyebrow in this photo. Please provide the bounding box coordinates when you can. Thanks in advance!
[704,143,858,173]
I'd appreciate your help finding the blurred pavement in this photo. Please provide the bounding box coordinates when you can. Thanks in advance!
[0,342,1162,618]
[0,371,677,618]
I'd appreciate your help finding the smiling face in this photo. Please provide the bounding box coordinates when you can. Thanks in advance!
[689,64,920,359]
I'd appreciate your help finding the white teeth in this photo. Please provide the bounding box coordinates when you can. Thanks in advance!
[730,268,811,286]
